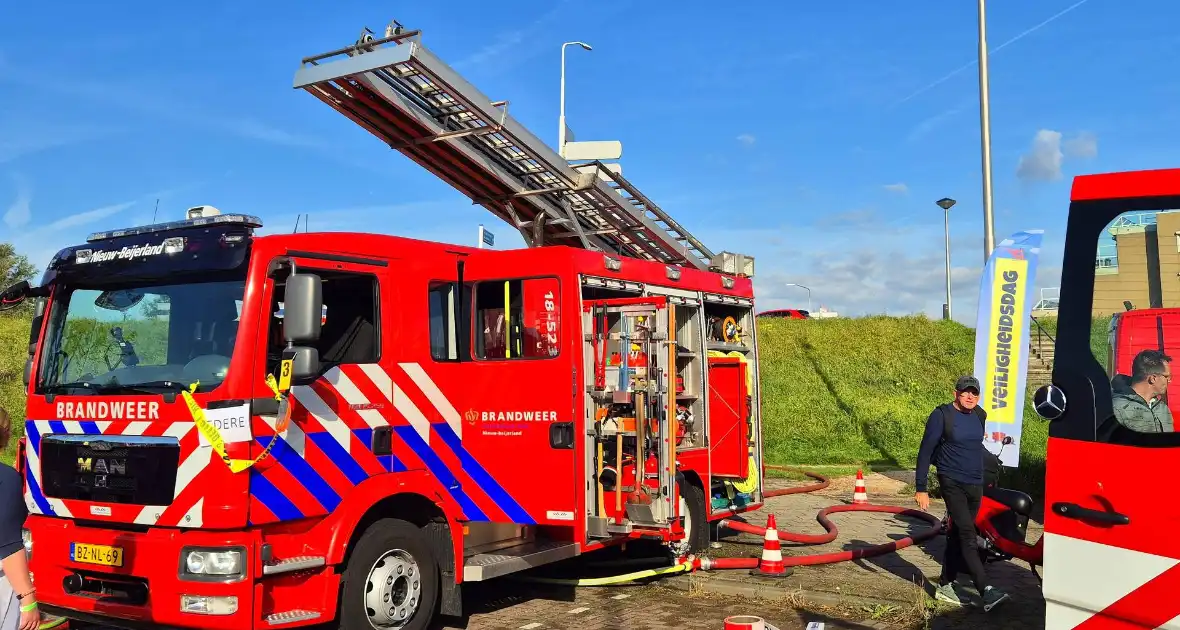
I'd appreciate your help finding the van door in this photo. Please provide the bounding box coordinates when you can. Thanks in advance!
[246,254,392,525]
[424,257,576,527]
[1041,176,1180,628]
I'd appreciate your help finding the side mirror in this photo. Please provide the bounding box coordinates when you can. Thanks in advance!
[282,347,320,387]
[23,298,46,387]
[1033,384,1067,420]
[0,281,30,312]
[283,273,323,344]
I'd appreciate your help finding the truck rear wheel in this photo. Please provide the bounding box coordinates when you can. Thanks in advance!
[672,480,708,556]
[341,518,439,630]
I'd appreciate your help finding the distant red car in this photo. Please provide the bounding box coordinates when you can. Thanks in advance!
[757,308,810,319]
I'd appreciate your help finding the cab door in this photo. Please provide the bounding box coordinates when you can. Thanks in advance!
[1041,172,1180,629]
[419,251,577,527]
[245,253,392,525]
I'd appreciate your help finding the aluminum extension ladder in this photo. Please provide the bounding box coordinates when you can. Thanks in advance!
[294,25,715,271]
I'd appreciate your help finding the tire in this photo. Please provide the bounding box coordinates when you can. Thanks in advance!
[339,518,439,630]
[672,480,709,556]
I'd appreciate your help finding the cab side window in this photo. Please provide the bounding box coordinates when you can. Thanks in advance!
[429,281,471,361]
[266,269,380,375]
[1090,210,1180,444]
[473,278,560,360]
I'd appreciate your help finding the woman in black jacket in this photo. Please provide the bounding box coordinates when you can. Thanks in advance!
[0,408,38,630]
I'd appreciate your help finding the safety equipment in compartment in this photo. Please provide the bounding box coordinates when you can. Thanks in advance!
[585,296,679,533]
[707,315,744,344]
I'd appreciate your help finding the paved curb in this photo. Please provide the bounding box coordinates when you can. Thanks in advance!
[663,573,928,611]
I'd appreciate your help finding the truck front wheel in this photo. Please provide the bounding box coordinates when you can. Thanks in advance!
[341,518,439,630]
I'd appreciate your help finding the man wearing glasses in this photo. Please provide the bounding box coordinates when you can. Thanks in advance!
[913,375,1010,611]
[1112,349,1174,433]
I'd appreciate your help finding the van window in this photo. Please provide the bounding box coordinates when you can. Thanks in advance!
[473,278,560,360]
[429,282,465,361]
[1091,210,1180,443]
[267,269,380,375]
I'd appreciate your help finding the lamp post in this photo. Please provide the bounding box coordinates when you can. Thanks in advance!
[559,41,592,156]
[937,198,957,320]
[977,0,996,260]
[785,283,812,314]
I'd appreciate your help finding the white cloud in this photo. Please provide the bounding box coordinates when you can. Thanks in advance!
[695,205,1064,324]
[1016,129,1065,182]
[1064,130,1098,159]
[736,134,756,147]
[1016,129,1098,183]
[4,175,31,229]
[883,183,909,195]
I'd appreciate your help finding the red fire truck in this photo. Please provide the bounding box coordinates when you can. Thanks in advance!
[6,23,765,630]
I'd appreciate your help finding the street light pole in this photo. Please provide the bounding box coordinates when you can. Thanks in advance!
[937,198,957,320]
[977,0,996,261]
[785,283,812,314]
[559,41,592,157]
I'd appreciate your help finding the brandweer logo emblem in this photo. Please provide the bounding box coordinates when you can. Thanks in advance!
[464,409,478,425]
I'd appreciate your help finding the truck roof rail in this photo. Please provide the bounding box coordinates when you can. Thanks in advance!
[293,25,716,271]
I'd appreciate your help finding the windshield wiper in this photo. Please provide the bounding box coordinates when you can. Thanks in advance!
[43,381,105,394]
[108,380,190,394]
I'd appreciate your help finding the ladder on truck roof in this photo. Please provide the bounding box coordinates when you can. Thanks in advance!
[294,25,715,271]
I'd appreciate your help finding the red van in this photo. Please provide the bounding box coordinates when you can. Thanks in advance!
[1106,307,1180,416]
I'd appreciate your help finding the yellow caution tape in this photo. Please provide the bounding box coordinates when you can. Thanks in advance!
[181,374,290,474]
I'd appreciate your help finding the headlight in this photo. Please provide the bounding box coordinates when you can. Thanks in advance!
[21,529,32,556]
[180,547,246,581]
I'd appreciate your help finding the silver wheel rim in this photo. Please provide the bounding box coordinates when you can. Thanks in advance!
[364,549,422,629]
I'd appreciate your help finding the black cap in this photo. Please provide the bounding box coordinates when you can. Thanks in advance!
[956,375,981,392]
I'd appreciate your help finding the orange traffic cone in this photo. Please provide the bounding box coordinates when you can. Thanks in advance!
[750,513,792,578]
[852,470,868,505]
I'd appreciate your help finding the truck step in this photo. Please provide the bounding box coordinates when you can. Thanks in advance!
[463,540,580,582]
[262,555,327,576]
[266,610,322,626]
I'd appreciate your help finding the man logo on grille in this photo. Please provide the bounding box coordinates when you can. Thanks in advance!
[77,457,93,473]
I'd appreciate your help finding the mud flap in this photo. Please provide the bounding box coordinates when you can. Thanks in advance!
[425,520,462,617]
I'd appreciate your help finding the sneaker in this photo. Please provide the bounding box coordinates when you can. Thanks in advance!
[982,586,1010,611]
[933,583,965,606]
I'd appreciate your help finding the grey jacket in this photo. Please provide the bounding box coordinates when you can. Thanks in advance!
[1112,374,1174,433]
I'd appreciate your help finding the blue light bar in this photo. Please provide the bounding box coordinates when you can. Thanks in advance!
[86,214,263,243]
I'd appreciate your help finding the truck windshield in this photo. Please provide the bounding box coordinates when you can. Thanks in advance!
[37,273,246,394]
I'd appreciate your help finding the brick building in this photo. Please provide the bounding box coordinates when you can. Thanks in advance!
[1093,210,1180,315]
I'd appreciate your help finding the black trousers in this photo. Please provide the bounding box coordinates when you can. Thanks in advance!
[938,474,990,593]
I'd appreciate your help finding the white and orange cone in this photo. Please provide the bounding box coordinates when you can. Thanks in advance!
[751,513,792,578]
[852,470,869,505]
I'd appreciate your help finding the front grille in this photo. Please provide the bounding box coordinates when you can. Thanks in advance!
[41,435,180,506]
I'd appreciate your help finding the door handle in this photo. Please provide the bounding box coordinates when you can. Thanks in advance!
[1052,502,1130,526]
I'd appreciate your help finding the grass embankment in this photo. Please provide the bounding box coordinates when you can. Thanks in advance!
[758,315,1052,501]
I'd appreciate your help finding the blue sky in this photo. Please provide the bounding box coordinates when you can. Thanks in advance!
[1,0,1177,322]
